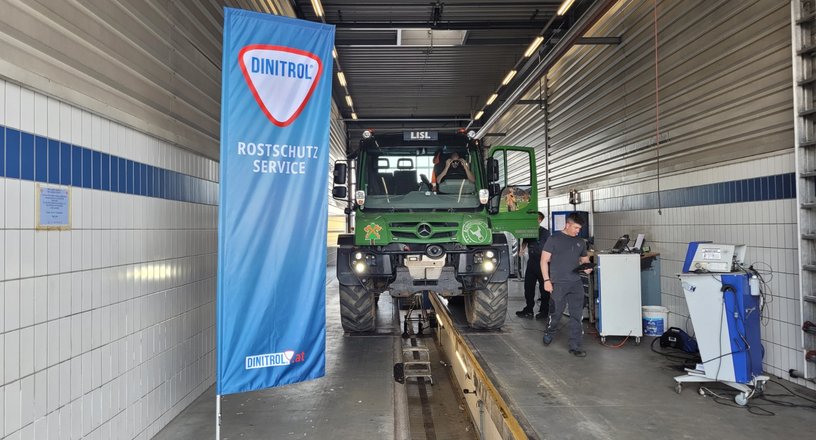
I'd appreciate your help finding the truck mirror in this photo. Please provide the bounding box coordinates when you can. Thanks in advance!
[486,158,499,182]
[333,162,348,184]
[332,186,347,199]
[488,183,501,197]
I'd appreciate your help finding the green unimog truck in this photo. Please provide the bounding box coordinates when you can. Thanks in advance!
[332,129,539,331]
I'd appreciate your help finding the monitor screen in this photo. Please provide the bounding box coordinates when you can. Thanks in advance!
[633,233,645,250]
[611,235,630,253]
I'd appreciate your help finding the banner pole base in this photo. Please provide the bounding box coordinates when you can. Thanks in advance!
[216,394,222,440]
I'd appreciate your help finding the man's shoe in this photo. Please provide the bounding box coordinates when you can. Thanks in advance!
[569,349,587,357]
[516,309,533,318]
[535,312,547,321]
[542,334,553,345]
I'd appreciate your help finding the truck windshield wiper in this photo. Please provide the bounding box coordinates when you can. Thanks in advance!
[381,177,391,203]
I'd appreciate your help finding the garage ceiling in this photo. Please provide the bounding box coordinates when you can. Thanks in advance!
[290,0,601,134]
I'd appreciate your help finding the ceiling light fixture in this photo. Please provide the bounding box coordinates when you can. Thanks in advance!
[486,93,498,106]
[557,0,576,16]
[524,36,545,57]
[345,95,353,107]
[332,48,338,59]
[474,110,484,120]
[338,71,347,87]
[501,70,517,86]
[311,0,324,17]
[351,112,358,120]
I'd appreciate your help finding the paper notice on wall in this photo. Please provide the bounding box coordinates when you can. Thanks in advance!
[554,214,566,232]
[37,185,70,229]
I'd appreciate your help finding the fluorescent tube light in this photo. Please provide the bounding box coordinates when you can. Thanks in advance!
[486,93,498,106]
[557,0,576,16]
[524,36,544,57]
[501,70,517,85]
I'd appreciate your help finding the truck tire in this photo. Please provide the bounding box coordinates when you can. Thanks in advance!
[465,281,508,329]
[340,283,376,332]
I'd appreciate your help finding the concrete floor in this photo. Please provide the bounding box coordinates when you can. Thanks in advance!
[467,279,816,440]
[154,270,473,440]
[154,271,816,440]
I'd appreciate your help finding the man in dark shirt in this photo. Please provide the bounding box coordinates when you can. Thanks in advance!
[540,213,592,357]
[516,212,550,320]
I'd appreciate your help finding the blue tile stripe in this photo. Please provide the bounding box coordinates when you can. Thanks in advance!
[0,124,217,205]
[593,173,796,212]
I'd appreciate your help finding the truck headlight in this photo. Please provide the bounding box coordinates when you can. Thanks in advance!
[483,260,495,272]
[355,190,366,205]
[354,252,364,260]
[354,262,367,273]
[479,189,489,204]
[485,250,495,258]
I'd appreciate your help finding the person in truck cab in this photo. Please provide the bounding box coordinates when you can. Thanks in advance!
[437,152,475,183]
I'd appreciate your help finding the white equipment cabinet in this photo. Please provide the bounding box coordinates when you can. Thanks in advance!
[595,253,643,344]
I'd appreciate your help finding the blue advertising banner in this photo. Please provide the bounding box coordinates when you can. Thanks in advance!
[217,8,334,395]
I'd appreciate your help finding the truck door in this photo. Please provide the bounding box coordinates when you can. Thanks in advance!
[487,146,539,240]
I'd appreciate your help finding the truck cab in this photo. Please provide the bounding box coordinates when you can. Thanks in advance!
[332,129,538,331]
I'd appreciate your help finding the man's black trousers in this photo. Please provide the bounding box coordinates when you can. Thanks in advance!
[523,257,550,315]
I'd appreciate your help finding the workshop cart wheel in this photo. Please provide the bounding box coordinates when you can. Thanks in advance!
[675,383,683,394]
[697,387,706,396]
[735,392,749,406]
[635,337,641,345]
[600,336,606,344]
[755,381,766,394]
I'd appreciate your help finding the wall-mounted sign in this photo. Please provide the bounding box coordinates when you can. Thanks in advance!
[404,131,438,141]
[36,185,71,230]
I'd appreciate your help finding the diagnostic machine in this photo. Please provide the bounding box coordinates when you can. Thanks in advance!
[675,242,767,406]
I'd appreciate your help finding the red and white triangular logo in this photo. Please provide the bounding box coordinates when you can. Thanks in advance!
[239,45,323,127]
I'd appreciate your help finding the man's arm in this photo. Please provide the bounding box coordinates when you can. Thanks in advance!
[579,250,592,273]
[540,250,552,291]
[462,162,475,182]
[437,159,452,182]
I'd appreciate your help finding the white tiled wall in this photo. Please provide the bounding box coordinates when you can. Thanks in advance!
[553,152,812,389]
[0,80,218,438]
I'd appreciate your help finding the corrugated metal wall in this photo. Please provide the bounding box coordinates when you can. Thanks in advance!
[491,0,793,196]
[0,0,295,161]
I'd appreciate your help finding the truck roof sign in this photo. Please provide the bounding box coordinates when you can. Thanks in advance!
[404,131,438,141]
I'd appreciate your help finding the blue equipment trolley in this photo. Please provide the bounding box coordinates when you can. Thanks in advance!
[675,242,768,406]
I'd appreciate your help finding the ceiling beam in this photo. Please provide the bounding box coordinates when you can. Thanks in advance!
[331,21,551,30]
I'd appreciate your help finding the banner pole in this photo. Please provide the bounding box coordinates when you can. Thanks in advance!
[216,394,221,440]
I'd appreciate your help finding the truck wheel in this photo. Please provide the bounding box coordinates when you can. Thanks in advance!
[465,281,508,330]
[339,284,376,332]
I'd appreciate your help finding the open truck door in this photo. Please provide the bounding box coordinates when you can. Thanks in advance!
[486,146,539,241]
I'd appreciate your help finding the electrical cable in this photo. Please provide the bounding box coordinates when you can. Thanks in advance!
[599,332,631,348]
[698,379,816,416]
[747,262,773,326]
[649,337,700,369]
[768,378,816,405]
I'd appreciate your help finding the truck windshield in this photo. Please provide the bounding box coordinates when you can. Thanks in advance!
[362,149,480,211]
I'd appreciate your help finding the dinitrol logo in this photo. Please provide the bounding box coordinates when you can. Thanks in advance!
[239,45,323,127]
[245,350,306,370]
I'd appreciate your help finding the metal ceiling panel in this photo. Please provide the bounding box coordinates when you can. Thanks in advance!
[294,0,589,128]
